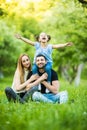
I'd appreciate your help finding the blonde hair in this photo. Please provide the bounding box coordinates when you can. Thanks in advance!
[17,54,31,84]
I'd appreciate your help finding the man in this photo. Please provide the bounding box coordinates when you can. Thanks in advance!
[24,54,68,104]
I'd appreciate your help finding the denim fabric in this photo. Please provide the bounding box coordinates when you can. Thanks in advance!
[32,62,52,82]
[45,62,52,82]
[32,91,68,104]
[5,87,25,103]
[22,86,38,102]
[33,42,53,63]
[32,92,53,103]
[32,64,38,74]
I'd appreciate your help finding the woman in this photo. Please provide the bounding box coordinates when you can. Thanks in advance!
[5,54,38,103]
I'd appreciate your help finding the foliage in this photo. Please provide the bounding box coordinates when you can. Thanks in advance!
[38,0,87,82]
[0,20,18,71]
[78,0,87,7]
[0,0,87,80]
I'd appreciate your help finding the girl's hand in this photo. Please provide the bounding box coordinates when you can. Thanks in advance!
[15,34,22,39]
[67,42,73,46]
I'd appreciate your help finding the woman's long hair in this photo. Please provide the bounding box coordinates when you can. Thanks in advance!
[17,54,31,84]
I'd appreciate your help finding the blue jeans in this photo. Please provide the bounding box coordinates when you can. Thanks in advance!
[32,91,68,104]
[32,62,52,82]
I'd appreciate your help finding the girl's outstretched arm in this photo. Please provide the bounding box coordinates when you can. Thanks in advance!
[52,42,73,49]
[15,34,35,46]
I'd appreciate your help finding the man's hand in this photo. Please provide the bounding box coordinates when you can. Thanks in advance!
[40,73,48,82]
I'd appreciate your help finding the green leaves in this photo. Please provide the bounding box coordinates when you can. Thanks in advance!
[0,0,87,80]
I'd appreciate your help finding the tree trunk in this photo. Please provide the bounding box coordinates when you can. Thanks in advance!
[74,63,84,87]
[0,71,4,78]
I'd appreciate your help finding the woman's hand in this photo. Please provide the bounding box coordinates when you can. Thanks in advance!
[29,74,39,82]
[25,73,48,91]
[26,84,31,91]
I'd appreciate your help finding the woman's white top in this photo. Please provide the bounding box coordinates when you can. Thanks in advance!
[12,69,29,93]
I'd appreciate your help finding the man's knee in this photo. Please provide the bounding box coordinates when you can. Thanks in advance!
[32,92,40,100]
[32,91,39,97]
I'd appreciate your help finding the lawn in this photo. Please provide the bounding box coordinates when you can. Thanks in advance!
[0,76,87,130]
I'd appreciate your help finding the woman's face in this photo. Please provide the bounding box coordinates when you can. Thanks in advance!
[21,55,30,69]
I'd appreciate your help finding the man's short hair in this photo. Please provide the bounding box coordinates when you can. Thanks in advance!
[36,54,46,60]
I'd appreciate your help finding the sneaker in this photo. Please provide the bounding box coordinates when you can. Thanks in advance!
[59,91,68,104]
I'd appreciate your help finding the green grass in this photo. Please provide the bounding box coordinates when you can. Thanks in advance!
[0,76,87,130]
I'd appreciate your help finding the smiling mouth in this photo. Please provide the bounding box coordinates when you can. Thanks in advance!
[26,64,29,66]
[42,37,46,40]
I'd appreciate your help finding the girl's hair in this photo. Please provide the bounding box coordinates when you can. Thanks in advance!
[17,54,31,83]
[47,35,51,42]
[35,34,51,42]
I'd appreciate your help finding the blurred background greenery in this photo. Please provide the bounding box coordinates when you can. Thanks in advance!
[0,1,87,130]
[0,0,87,86]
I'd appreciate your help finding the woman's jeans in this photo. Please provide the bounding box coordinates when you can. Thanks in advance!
[32,62,52,82]
[32,91,68,104]
[5,86,38,103]
[5,87,25,103]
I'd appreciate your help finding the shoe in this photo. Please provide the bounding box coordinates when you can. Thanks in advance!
[59,91,68,104]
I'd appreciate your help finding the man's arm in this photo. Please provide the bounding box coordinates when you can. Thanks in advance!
[41,69,60,94]
[41,80,60,94]
[15,34,35,46]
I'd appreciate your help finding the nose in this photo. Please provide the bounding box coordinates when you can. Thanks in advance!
[38,60,42,63]
[26,60,29,64]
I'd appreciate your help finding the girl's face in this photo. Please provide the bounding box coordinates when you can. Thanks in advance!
[39,32,48,43]
[21,55,30,69]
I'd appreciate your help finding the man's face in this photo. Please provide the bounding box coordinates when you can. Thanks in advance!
[36,56,47,69]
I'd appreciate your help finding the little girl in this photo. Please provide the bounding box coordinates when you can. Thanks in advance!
[15,32,73,84]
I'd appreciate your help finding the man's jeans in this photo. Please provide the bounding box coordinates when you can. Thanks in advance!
[32,91,68,104]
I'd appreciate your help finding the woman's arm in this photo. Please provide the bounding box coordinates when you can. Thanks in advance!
[15,34,35,46]
[26,73,48,91]
[52,42,73,49]
[13,70,39,91]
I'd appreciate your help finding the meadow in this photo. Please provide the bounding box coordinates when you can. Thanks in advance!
[0,76,87,130]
